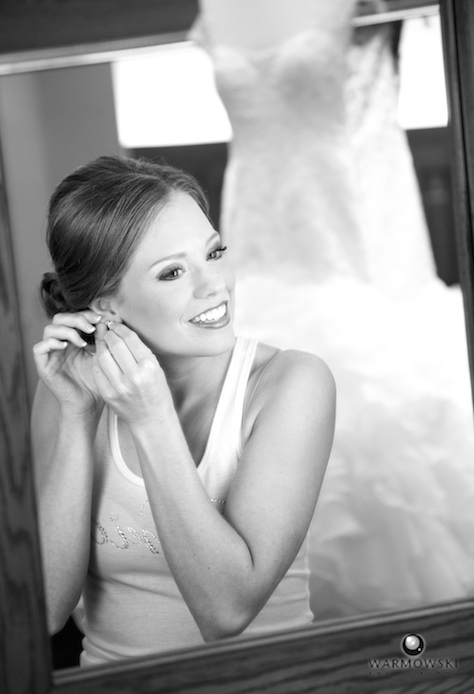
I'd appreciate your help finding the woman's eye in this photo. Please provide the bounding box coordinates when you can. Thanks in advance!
[159,266,184,281]
[208,245,228,261]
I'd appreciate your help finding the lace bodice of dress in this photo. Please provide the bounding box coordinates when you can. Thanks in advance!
[198,23,367,283]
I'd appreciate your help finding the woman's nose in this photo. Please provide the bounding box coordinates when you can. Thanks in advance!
[193,264,226,298]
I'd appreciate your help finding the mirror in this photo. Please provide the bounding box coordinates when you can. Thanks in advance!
[2,0,474,691]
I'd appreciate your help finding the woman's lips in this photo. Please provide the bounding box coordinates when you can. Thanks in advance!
[189,301,230,328]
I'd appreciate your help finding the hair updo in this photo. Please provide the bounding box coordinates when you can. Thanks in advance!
[40,155,210,318]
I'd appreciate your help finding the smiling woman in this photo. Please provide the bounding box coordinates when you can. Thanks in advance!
[2,1,474,693]
[30,154,335,666]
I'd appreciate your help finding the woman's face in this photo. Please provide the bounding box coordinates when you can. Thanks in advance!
[108,192,236,357]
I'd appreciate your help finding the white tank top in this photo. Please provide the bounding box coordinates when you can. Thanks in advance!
[80,336,313,666]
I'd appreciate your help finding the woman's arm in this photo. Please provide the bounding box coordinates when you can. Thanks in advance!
[94,323,335,641]
[31,386,99,633]
[31,311,102,634]
[141,352,333,640]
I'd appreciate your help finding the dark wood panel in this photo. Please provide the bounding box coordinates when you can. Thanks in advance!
[54,600,474,694]
[0,0,198,54]
[0,0,437,64]
[0,147,52,690]
[440,0,474,409]
[407,128,458,285]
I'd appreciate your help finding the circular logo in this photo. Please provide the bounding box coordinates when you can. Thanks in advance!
[401,633,425,657]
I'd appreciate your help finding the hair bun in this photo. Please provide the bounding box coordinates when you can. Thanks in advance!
[40,271,69,317]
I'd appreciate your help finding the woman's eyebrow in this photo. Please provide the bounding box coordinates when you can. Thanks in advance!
[149,251,186,269]
[148,232,220,270]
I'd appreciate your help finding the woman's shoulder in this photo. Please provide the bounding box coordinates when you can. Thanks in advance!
[252,341,334,388]
[244,341,335,429]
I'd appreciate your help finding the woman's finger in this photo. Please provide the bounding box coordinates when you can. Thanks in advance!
[44,324,89,349]
[94,323,138,378]
[107,322,153,361]
[33,337,68,357]
[104,332,141,373]
[33,338,68,371]
[52,311,102,335]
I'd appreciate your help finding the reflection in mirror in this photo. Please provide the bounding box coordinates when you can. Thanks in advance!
[1,0,474,676]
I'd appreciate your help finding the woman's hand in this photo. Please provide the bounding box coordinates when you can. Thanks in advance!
[32,311,103,416]
[92,322,172,425]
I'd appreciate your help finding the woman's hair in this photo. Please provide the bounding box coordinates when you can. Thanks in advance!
[40,155,210,318]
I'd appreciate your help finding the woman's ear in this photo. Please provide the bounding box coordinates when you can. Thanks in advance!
[89,296,122,322]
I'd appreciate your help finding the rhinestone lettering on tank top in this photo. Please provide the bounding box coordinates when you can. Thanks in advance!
[91,498,162,554]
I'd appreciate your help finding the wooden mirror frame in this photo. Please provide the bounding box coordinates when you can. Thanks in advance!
[1,1,474,691]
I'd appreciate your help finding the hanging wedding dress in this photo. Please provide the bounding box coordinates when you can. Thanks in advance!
[193,0,474,620]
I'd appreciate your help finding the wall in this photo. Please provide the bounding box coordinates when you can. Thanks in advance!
[0,63,123,405]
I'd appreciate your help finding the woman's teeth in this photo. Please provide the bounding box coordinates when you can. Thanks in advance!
[191,303,226,324]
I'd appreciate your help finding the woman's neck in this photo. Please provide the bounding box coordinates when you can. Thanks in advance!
[157,347,235,415]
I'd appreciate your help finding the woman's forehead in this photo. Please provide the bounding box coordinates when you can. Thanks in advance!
[130,193,217,265]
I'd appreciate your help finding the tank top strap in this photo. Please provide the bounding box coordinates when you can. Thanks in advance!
[199,336,258,472]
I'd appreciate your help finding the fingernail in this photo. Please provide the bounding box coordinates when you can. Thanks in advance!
[92,315,102,323]
[84,325,96,333]
[80,339,87,347]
